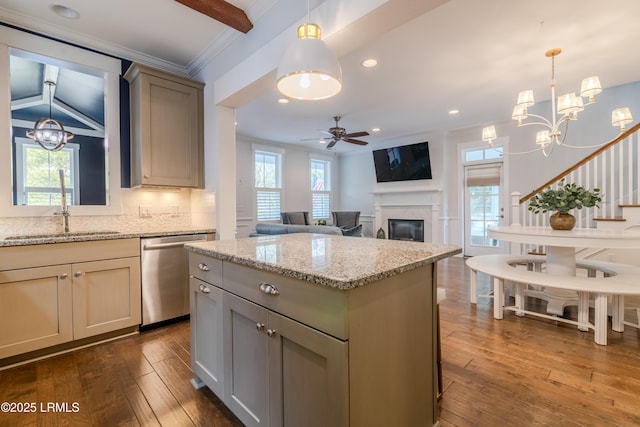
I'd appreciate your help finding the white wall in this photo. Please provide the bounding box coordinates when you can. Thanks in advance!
[338,131,446,238]
[235,137,341,237]
[339,81,640,247]
[446,80,640,247]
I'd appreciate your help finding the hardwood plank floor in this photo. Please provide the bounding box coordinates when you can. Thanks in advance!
[0,322,242,427]
[438,257,640,427]
[0,256,639,426]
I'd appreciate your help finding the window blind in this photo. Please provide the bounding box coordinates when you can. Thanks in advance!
[256,189,281,221]
[312,192,330,219]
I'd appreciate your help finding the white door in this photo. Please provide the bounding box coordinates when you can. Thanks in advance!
[464,162,507,256]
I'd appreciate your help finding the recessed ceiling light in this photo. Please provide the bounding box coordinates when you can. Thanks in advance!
[51,4,79,19]
[277,98,289,104]
[362,59,378,68]
[371,127,381,132]
[448,109,459,115]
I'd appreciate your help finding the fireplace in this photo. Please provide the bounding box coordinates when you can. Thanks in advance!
[388,219,425,242]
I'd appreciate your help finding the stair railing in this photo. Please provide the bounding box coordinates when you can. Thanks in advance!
[515,122,640,230]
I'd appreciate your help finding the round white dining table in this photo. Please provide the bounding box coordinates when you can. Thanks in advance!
[488,225,640,314]
[488,225,640,274]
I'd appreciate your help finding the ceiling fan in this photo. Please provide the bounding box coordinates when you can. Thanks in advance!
[305,116,369,149]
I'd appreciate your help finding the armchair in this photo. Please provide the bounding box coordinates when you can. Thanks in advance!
[281,211,310,225]
[331,211,360,228]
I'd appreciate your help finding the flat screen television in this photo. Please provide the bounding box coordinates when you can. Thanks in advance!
[372,141,432,183]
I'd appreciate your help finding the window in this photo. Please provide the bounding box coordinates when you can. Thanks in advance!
[255,148,282,221]
[464,146,503,162]
[0,25,123,216]
[15,138,80,206]
[310,158,331,220]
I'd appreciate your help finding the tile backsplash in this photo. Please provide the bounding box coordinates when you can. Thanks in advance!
[0,188,215,235]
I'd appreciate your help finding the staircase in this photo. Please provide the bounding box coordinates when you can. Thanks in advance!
[511,123,640,328]
[513,122,640,246]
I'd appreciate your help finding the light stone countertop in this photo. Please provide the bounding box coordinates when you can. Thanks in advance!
[0,226,215,247]
[186,233,461,290]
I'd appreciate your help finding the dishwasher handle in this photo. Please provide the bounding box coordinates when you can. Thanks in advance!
[143,239,204,250]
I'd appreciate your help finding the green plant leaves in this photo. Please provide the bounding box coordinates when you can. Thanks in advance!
[527,179,602,214]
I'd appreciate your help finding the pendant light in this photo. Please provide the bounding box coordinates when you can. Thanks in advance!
[276,1,342,100]
[26,81,73,151]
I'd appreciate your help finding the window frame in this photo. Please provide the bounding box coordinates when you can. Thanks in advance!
[14,137,80,206]
[253,145,284,222]
[309,155,332,221]
[0,27,122,217]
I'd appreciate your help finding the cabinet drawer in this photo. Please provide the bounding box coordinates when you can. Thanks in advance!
[0,238,140,270]
[189,253,222,285]
[223,262,348,340]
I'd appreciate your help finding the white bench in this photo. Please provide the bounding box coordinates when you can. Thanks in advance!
[466,254,640,345]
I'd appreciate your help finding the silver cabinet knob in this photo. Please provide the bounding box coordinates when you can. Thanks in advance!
[59,273,68,279]
[259,282,280,296]
[198,284,210,294]
[256,323,265,331]
[198,263,210,272]
[267,329,277,337]
[74,271,82,277]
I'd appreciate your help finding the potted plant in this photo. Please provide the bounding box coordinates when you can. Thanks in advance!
[527,179,602,230]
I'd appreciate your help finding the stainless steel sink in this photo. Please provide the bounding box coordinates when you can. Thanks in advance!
[4,231,121,240]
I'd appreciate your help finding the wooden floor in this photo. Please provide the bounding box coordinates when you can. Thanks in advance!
[1,256,639,426]
[438,257,640,427]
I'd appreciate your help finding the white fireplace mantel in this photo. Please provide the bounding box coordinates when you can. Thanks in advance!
[372,187,442,243]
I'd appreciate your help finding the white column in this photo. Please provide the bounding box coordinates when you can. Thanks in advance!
[510,192,521,226]
[431,203,440,243]
[212,106,237,240]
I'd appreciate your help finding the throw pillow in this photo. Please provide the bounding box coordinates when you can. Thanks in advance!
[340,224,362,237]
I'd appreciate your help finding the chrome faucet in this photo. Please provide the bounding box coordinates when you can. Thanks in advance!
[54,169,70,233]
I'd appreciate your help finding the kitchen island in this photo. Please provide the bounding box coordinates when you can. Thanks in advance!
[186,233,461,427]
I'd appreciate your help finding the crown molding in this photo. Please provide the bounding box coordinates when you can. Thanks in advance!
[0,7,189,76]
[187,0,279,76]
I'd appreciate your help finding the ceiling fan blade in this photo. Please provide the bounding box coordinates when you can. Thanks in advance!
[320,130,334,136]
[344,131,369,138]
[301,137,330,141]
[344,138,368,146]
[326,139,339,149]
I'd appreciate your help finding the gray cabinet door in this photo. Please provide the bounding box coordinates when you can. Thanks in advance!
[268,311,349,427]
[223,293,269,427]
[190,277,224,396]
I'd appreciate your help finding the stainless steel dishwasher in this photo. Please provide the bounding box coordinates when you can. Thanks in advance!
[140,233,211,327]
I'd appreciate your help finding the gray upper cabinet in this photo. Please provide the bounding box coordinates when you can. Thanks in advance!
[125,63,204,188]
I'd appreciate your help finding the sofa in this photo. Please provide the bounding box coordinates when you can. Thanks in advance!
[250,223,362,237]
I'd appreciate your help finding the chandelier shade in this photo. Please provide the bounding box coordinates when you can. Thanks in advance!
[580,76,602,104]
[276,23,342,101]
[612,107,633,131]
[481,125,497,145]
[482,48,632,157]
[516,90,535,107]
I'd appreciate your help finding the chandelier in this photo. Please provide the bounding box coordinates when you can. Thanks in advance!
[26,81,73,152]
[481,48,632,157]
